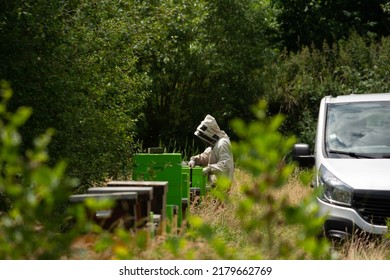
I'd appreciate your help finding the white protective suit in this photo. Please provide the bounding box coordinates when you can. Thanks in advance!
[190,115,234,184]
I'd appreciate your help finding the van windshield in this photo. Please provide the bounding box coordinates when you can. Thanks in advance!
[325,101,390,158]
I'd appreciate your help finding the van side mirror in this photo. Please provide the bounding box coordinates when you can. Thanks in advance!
[293,143,315,168]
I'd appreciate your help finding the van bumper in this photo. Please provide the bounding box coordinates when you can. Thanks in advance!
[317,198,388,239]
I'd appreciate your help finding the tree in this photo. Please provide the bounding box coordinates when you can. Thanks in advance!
[263,35,390,146]
[137,0,277,152]
[1,0,278,186]
[272,0,390,51]
[0,0,149,189]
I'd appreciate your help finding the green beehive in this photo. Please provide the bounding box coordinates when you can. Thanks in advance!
[181,172,190,221]
[182,166,207,196]
[133,153,184,227]
[165,205,178,233]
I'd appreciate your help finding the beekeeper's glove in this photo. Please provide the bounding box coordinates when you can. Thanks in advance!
[188,160,196,168]
[202,166,211,176]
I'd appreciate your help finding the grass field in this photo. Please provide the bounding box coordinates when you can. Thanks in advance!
[220,169,390,260]
[188,168,390,260]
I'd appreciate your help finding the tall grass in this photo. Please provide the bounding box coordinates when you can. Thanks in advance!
[190,168,390,260]
[67,168,390,260]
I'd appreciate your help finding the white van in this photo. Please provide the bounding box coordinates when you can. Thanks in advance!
[293,93,390,240]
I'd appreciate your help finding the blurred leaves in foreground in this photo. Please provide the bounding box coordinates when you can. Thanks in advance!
[0,81,81,259]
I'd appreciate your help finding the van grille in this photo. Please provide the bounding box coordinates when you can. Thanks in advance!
[352,190,390,226]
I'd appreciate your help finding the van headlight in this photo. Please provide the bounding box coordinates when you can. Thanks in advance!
[318,165,353,207]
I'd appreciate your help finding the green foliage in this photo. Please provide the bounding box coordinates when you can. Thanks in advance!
[50,0,151,188]
[0,0,277,182]
[264,35,390,146]
[0,81,81,259]
[136,0,276,149]
[0,0,149,189]
[272,0,390,51]
[1,0,274,187]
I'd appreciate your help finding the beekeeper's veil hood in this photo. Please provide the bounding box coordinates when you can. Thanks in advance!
[194,115,228,146]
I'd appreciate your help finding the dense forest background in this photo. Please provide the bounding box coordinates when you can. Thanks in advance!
[1,0,390,190]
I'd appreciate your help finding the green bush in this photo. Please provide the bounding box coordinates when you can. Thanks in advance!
[0,0,148,190]
[0,81,81,259]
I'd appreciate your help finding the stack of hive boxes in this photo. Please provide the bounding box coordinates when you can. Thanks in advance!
[132,153,186,229]
[182,166,207,196]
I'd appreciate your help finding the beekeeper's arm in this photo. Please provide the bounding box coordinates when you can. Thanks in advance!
[204,139,233,177]
[189,147,212,167]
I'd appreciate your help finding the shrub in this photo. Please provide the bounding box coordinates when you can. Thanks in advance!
[0,81,80,259]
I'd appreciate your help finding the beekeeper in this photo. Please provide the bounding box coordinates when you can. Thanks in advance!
[188,115,234,185]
